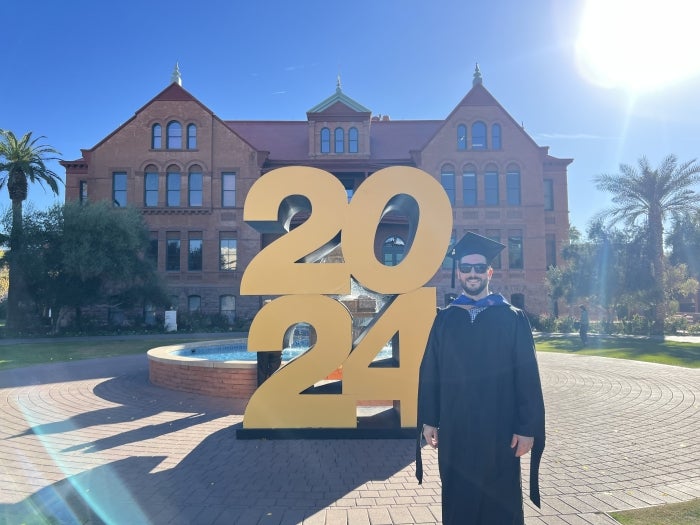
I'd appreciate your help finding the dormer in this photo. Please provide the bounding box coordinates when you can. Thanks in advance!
[306,77,372,158]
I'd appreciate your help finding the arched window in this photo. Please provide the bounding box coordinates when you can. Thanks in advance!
[220,295,236,324]
[167,121,182,149]
[348,127,359,153]
[491,124,502,150]
[484,163,499,205]
[151,124,162,149]
[187,124,197,149]
[144,165,159,207]
[471,121,487,150]
[334,127,344,153]
[462,164,477,206]
[188,165,203,207]
[457,124,467,150]
[166,165,181,207]
[320,127,330,153]
[506,164,521,206]
[382,236,406,266]
[188,295,201,312]
[441,164,456,205]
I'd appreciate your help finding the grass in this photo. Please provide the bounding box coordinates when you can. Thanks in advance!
[0,334,237,371]
[534,333,700,368]
[610,498,700,525]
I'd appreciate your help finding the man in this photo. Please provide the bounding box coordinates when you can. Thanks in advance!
[416,232,545,524]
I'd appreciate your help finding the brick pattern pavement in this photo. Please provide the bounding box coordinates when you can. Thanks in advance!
[0,351,698,524]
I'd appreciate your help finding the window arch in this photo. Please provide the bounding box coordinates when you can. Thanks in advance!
[187,124,197,149]
[320,127,330,153]
[188,165,203,207]
[471,121,487,150]
[151,124,162,149]
[506,163,521,206]
[334,127,344,153]
[457,124,467,150]
[348,127,359,153]
[491,123,502,150]
[440,164,456,205]
[167,121,182,149]
[382,236,406,266]
[462,164,477,206]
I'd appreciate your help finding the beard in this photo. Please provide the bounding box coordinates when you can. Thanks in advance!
[460,276,488,297]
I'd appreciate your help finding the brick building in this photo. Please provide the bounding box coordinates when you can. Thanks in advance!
[62,66,572,323]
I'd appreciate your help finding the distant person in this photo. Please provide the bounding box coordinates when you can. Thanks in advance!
[579,305,589,346]
[416,232,546,525]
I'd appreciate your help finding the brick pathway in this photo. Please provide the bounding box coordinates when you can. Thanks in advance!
[0,349,698,524]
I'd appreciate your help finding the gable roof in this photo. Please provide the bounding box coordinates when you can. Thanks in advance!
[307,86,371,116]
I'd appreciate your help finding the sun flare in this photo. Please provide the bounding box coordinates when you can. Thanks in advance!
[575,0,700,93]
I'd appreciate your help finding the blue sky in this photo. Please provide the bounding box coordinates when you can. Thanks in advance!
[3,0,699,231]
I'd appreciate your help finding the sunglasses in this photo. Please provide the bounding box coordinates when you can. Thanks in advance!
[458,263,489,274]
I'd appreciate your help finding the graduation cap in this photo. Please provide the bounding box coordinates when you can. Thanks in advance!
[449,232,506,287]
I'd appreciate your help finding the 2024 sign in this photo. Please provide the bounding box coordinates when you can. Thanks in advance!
[241,166,452,429]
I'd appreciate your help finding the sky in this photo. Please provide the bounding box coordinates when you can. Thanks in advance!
[3,0,700,232]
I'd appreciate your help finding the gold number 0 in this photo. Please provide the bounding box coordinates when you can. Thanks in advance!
[241,166,453,429]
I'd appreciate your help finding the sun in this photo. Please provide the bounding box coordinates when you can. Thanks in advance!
[575,0,700,93]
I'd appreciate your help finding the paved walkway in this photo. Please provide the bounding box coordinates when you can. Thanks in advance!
[0,345,698,524]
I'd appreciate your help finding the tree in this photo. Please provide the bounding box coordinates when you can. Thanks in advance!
[0,130,62,332]
[594,155,700,333]
[3,202,169,333]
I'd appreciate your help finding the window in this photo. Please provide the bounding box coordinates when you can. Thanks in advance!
[147,233,158,267]
[544,179,554,211]
[166,121,182,149]
[79,181,88,203]
[462,166,477,206]
[382,236,406,266]
[113,172,127,207]
[546,233,557,268]
[457,124,467,150]
[220,295,236,324]
[188,167,203,207]
[341,179,354,202]
[188,233,203,271]
[442,230,456,269]
[144,168,158,207]
[166,232,181,271]
[320,128,330,153]
[484,167,499,205]
[334,127,344,153]
[167,168,180,207]
[188,295,201,313]
[441,165,456,205]
[506,165,521,206]
[492,124,502,150]
[508,230,524,269]
[511,293,525,309]
[348,127,359,153]
[219,233,237,271]
[486,230,502,269]
[187,124,197,149]
[152,124,162,149]
[471,121,487,149]
[222,172,236,207]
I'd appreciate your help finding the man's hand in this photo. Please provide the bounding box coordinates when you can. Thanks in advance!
[510,434,534,457]
[423,424,439,449]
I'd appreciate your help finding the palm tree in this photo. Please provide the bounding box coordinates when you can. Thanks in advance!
[594,155,700,334]
[0,130,62,332]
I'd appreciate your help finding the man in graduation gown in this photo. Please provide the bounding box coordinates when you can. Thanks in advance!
[416,232,545,525]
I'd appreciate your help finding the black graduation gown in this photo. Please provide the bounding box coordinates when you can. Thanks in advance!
[416,303,545,525]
